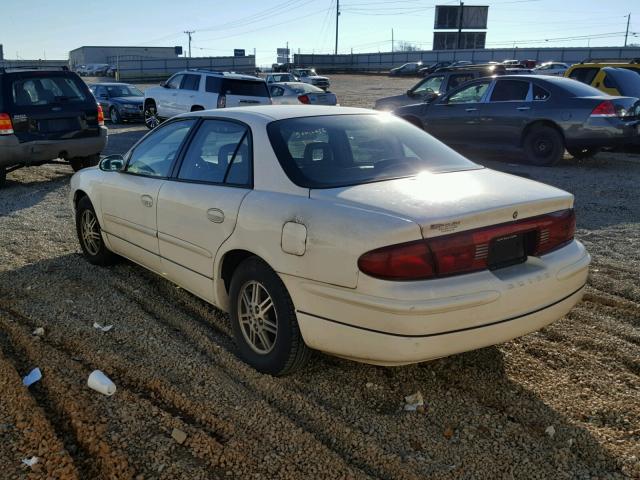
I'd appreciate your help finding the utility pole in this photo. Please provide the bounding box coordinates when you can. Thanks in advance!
[335,0,340,55]
[392,28,394,52]
[624,13,631,47]
[184,30,195,58]
[456,1,464,50]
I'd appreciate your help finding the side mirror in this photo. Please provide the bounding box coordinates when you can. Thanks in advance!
[406,89,415,97]
[423,92,439,103]
[160,81,167,88]
[99,154,125,172]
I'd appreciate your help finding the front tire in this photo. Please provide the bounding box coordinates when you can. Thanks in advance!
[523,125,564,167]
[144,101,160,130]
[110,106,121,124]
[229,257,311,376]
[75,196,117,266]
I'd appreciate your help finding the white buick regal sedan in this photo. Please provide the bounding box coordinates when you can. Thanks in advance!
[70,106,590,375]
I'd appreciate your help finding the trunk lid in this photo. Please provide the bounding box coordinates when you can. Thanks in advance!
[310,168,573,238]
[5,71,100,143]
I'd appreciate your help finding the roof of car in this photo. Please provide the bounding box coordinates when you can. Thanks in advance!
[89,82,133,86]
[177,105,373,123]
[180,70,262,80]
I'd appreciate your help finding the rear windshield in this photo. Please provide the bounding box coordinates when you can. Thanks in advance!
[223,79,269,97]
[10,75,89,106]
[291,84,323,94]
[559,78,608,97]
[604,68,640,97]
[267,114,479,189]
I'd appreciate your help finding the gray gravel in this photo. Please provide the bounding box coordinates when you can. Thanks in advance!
[0,74,638,479]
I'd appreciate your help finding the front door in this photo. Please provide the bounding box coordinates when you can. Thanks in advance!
[100,118,197,271]
[157,119,253,302]
[157,74,184,118]
[423,79,492,146]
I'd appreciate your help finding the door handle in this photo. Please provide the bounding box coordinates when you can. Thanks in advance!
[140,194,153,208]
[207,208,224,223]
[517,106,531,111]
[465,107,478,112]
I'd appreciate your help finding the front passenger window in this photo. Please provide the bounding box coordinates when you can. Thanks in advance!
[447,82,490,104]
[166,75,184,89]
[126,119,196,177]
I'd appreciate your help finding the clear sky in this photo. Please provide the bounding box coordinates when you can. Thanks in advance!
[1,0,638,66]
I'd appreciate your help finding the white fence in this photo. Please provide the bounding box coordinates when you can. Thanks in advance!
[117,56,257,82]
[295,47,640,73]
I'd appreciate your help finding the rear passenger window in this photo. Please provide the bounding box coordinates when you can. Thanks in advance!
[270,86,284,97]
[533,84,550,101]
[177,120,251,187]
[181,74,201,91]
[222,80,269,97]
[490,80,530,102]
[205,76,222,93]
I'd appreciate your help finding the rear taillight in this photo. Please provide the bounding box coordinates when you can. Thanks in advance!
[0,113,14,135]
[97,104,104,126]
[358,241,435,280]
[358,209,576,281]
[217,94,226,108]
[298,94,310,104]
[590,100,616,117]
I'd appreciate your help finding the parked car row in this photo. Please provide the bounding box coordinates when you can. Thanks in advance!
[391,59,567,78]
[380,73,639,166]
[75,64,116,77]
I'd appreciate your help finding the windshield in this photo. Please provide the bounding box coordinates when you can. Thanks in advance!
[267,114,479,189]
[106,85,144,97]
[10,75,88,106]
[297,69,315,77]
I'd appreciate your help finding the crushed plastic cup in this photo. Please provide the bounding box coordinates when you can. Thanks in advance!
[93,322,113,332]
[22,368,42,387]
[87,370,116,396]
[22,456,39,467]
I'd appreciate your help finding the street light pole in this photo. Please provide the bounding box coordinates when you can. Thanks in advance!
[624,13,631,47]
[335,0,340,55]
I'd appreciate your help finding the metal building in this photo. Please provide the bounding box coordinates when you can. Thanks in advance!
[69,46,180,67]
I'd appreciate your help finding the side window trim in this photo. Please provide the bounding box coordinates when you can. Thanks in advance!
[222,130,249,184]
[169,117,254,189]
[123,118,199,179]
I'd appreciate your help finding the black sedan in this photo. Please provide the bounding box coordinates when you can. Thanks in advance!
[394,75,639,166]
[89,83,144,124]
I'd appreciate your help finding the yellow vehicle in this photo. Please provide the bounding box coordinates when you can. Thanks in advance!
[564,60,640,96]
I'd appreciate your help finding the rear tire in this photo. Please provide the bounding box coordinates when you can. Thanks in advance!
[0,167,6,188]
[567,147,599,159]
[523,125,564,167]
[144,100,160,130]
[229,257,312,376]
[70,154,100,172]
[75,196,117,266]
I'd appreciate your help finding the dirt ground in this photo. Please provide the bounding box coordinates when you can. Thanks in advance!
[0,74,639,479]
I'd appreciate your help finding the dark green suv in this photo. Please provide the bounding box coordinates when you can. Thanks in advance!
[0,66,107,187]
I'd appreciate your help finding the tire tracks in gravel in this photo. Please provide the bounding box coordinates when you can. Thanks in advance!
[0,302,234,479]
[0,335,80,479]
[106,269,425,480]
[0,307,135,479]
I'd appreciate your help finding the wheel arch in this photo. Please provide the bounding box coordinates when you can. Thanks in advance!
[190,105,205,112]
[401,115,424,129]
[73,189,89,211]
[217,248,271,311]
[520,119,565,147]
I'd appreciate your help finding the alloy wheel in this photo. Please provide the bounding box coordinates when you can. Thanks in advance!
[81,209,101,256]
[144,105,159,128]
[237,280,278,354]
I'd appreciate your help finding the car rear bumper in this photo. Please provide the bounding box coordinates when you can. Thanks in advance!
[281,240,590,365]
[565,118,639,148]
[0,127,107,167]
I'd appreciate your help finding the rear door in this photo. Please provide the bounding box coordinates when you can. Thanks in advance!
[6,71,100,143]
[221,78,270,107]
[477,78,533,146]
[157,119,252,301]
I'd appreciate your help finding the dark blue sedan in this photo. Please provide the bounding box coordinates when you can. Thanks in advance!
[89,83,144,124]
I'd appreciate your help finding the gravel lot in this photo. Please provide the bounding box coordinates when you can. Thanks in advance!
[0,74,639,479]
